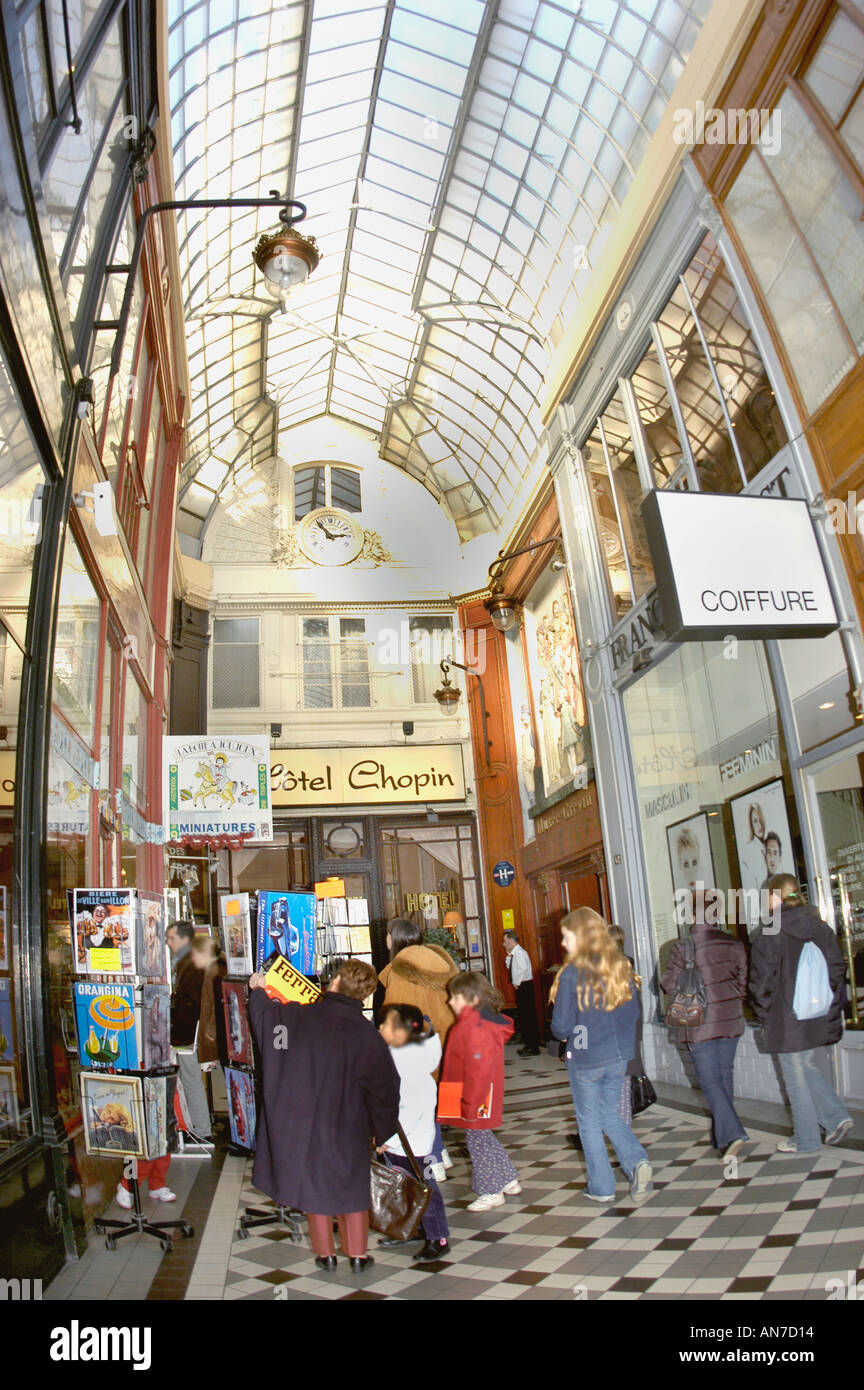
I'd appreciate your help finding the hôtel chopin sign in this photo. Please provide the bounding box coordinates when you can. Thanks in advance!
[270,744,466,807]
[641,491,838,643]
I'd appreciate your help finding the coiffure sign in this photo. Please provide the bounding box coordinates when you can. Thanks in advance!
[641,491,838,643]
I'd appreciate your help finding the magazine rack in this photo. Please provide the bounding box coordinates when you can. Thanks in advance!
[94,1168,194,1254]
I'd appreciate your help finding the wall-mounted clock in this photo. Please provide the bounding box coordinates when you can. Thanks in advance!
[297,507,364,566]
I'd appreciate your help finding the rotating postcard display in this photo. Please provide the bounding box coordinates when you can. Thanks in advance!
[70,888,175,1161]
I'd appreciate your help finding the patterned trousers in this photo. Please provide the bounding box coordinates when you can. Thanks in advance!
[465,1129,519,1196]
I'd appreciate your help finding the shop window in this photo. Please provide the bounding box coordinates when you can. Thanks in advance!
[779,631,861,754]
[122,672,147,814]
[228,829,310,893]
[301,617,370,710]
[211,617,260,709]
[624,640,798,967]
[379,822,485,970]
[294,464,361,519]
[52,531,101,749]
[409,615,454,703]
[808,753,864,1027]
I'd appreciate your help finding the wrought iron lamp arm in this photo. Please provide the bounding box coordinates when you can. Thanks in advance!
[107,192,307,380]
[441,658,492,769]
[487,535,562,592]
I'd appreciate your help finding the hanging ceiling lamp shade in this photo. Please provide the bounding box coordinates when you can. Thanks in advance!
[253,225,320,295]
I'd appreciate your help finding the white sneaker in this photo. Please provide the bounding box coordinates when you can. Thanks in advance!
[467,1192,505,1212]
[115,1183,133,1210]
[149,1187,177,1202]
[430,1161,447,1183]
[440,1148,453,1170]
[502,1180,522,1196]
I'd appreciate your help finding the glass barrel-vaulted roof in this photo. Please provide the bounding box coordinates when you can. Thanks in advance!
[168,0,711,547]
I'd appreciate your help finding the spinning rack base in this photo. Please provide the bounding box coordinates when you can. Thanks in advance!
[95,1174,194,1254]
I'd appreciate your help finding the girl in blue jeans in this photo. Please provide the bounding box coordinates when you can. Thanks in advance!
[551,908,653,1206]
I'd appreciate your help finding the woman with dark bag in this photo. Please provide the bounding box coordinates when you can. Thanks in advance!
[662,889,749,1159]
[608,925,655,1121]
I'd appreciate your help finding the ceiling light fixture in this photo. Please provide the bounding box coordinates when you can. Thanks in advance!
[819,702,835,710]
[253,221,320,297]
[433,658,492,768]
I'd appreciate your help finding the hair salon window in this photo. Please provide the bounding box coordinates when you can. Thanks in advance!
[580,230,787,620]
[724,6,864,413]
[624,640,800,963]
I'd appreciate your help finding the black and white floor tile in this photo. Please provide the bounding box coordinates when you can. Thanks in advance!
[186,1056,864,1302]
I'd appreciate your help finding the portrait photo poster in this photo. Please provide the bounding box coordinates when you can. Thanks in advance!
[730,777,796,917]
[80,1072,146,1158]
[666,812,717,901]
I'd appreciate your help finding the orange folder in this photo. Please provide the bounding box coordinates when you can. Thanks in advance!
[436,1081,463,1121]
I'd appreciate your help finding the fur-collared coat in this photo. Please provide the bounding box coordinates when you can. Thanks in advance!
[378,943,459,1044]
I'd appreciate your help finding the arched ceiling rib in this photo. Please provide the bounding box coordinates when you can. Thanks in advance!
[168,0,711,548]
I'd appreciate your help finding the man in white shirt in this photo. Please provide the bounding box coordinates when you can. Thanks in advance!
[503,930,540,1056]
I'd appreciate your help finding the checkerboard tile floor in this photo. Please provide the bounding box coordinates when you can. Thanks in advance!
[185,1056,864,1302]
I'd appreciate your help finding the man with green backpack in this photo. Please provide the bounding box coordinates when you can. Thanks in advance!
[750,874,852,1155]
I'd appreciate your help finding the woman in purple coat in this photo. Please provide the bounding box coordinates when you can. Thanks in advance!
[247,956,399,1273]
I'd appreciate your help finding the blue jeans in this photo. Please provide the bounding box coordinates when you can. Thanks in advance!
[567,1061,649,1199]
[689,1037,748,1150]
[778,1049,850,1154]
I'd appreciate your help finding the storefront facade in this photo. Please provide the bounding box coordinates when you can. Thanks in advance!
[0,1,186,1280]
[547,167,864,1104]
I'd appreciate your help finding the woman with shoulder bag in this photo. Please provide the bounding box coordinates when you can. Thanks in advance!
[661,889,749,1159]
[551,908,652,1206]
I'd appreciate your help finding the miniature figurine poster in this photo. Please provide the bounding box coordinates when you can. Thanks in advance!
[221,980,253,1066]
[164,735,272,844]
[225,1067,256,1150]
[73,888,135,974]
[142,985,171,1068]
[219,891,253,978]
[138,890,168,982]
[256,891,316,973]
[0,976,14,1065]
[73,982,140,1071]
[80,1073,146,1157]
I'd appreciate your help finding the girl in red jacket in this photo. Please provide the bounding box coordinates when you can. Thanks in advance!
[442,973,521,1212]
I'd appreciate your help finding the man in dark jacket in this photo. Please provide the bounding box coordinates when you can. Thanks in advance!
[167,919,211,1142]
[750,875,852,1155]
[661,890,749,1158]
[247,956,399,1273]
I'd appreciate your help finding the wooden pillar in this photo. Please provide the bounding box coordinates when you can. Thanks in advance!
[458,601,539,1016]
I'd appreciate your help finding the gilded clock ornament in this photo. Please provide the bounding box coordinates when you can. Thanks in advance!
[297,507,365,566]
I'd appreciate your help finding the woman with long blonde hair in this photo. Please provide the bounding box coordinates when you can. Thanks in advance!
[550,907,652,1206]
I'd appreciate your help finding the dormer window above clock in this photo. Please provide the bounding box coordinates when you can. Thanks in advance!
[293,464,361,520]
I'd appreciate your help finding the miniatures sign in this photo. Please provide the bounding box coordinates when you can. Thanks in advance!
[163,736,272,844]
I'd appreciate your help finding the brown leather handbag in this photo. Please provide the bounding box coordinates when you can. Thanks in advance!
[369,1124,431,1241]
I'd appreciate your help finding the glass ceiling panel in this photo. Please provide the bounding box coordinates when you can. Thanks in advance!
[168,0,711,544]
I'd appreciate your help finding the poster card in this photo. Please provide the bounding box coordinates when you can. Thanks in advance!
[142,985,171,1069]
[225,1067,256,1151]
[73,982,140,1071]
[143,1073,178,1158]
[137,891,168,982]
[221,980,253,1066]
[0,885,7,971]
[73,888,135,975]
[164,735,272,844]
[0,976,14,1065]
[256,891,316,973]
[0,1065,18,1143]
[219,891,253,978]
[80,1073,146,1157]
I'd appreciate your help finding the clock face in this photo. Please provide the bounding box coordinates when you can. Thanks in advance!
[297,508,364,566]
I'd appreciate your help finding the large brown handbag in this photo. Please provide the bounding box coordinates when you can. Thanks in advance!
[369,1123,431,1241]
